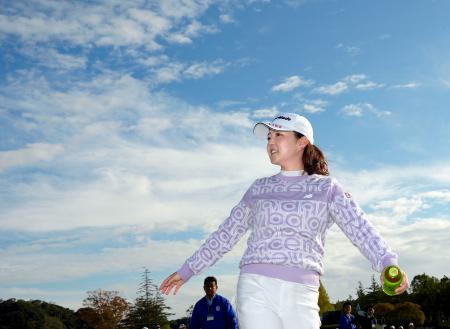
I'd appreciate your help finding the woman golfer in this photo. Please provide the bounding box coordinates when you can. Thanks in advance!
[160,113,409,329]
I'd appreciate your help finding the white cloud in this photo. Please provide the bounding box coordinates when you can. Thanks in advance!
[252,106,278,118]
[341,103,391,118]
[159,0,210,19]
[341,104,363,117]
[303,103,324,113]
[371,190,450,219]
[441,79,450,89]
[344,74,367,84]
[0,73,160,138]
[313,81,348,95]
[0,1,215,53]
[137,55,170,67]
[378,34,391,40]
[0,237,197,284]
[422,190,450,202]
[301,99,327,114]
[219,14,235,24]
[216,100,247,109]
[0,143,64,172]
[0,73,268,233]
[184,61,226,79]
[271,75,313,92]
[355,81,385,90]
[135,117,172,136]
[22,47,87,71]
[166,20,219,44]
[391,82,421,89]
[154,60,226,83]
[154,62,186,83]
[313,75,384,94]
[185,20,218,37]
[336,43,361,56]
[0,148,257,232]
[285,0,310,7]
[371,196,426,219]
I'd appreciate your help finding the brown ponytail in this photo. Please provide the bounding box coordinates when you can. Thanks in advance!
[302,143,329,176]
[294,132,329,175]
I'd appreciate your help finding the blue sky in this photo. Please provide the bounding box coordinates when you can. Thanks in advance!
[1,0,450,319]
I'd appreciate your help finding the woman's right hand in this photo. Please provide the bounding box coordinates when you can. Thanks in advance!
[159,272,185,295]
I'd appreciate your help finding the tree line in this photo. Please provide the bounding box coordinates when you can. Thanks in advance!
[0,268,172,329]
[1,272,448,329]
[321,273,450,328]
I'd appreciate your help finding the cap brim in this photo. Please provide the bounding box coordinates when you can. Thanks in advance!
[253,122,290,139]
[253,123,270,139]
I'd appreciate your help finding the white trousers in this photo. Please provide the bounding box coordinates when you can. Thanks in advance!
[236,273,321,329]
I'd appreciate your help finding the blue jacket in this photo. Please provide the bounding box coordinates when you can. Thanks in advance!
[340,313,356,329]
[190,294,238,329]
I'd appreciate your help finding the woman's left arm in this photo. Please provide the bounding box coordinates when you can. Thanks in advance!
[329,179,409,294]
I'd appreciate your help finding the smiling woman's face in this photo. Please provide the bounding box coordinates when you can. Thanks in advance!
[266,130,305,170]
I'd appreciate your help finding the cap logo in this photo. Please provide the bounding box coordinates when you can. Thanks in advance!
[271,123,284,128]
[274,115,291,121]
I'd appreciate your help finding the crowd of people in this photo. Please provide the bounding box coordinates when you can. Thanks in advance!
[338,302,415,329]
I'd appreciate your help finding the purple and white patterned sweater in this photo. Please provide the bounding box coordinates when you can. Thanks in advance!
[178,173,397,286]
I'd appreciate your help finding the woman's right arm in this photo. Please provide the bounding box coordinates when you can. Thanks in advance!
[159,188,254,295]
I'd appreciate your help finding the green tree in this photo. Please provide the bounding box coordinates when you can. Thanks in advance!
[75,307,99,329]
[410,273,440,325]
[0,299,77,329]
[391,302,425,325]
[318,280,335,315]
[124,268,172,329]
[439,276,450,326]
[374,302,395,324]
[43,315,65,329]
[0,299,46,329]
[33,300,76,329]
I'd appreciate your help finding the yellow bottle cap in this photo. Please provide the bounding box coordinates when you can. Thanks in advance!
[388,267,399,277]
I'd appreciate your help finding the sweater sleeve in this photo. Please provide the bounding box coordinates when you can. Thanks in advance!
[328,179,398,272]
[177,186,254,282]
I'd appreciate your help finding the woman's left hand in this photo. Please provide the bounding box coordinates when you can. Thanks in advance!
[379,270,410,295]
[395,270,409,294]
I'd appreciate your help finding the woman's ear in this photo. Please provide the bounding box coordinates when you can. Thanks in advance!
[297,136,309,150]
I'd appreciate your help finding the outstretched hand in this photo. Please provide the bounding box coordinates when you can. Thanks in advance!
[380,270,409,295]
[395,270,410,294]
[159,272,185,295]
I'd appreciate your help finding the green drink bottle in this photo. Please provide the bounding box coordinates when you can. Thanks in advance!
[382,265,403,296]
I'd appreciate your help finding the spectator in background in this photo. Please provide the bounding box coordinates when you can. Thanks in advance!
[359,306,377,329]
[340,301,356,329]
[190,276,238,329]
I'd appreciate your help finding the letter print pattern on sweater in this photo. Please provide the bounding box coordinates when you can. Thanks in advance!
[185,174,396,276]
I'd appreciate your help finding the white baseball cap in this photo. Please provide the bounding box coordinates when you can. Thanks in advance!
[253,113,314,144]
